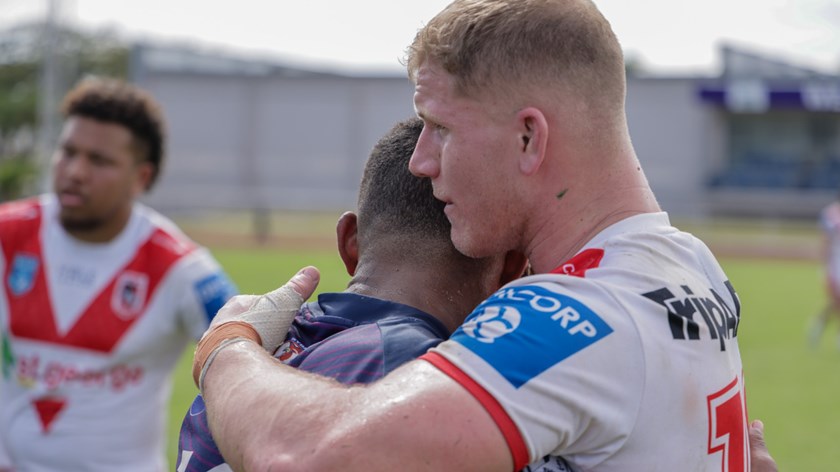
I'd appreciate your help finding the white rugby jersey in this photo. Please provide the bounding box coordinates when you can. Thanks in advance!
[0,195,236,472]
[820,202,840,285]
[422,213,748,472]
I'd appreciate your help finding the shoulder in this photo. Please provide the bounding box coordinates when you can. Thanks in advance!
[134,206,236,306]
[471,276,624,352]
[295,316,443,383]
[376,315,447,369]
[821,202,840,230]
[294,323,387,383]
[0,196,43,226]
[135,204,199,255]
[0,197,45,245]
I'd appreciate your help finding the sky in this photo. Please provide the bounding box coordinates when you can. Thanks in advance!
[2,0,840,75]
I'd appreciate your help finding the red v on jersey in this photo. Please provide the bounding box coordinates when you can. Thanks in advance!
[1,201,194,353]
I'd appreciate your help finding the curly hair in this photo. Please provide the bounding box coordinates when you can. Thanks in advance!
[61,77,166,191]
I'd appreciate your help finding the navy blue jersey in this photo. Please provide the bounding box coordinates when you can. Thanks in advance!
[176,292,449,471]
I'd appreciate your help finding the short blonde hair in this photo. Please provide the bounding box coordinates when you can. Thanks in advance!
[406,0,626,117]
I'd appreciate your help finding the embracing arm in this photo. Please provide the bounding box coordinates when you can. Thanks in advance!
[199,268,513,472]
[203,342,513,471]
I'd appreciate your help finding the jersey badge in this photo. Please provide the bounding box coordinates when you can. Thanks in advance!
[7,252,38,296]
[274,338,306,363]
[452,284,613,388]
[111,271,149,320]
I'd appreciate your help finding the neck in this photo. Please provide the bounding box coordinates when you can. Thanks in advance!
[61,207,133,243]
[345,258,480,333]
[525,147,661,274]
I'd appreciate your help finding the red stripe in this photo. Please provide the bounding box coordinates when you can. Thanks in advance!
[421,351,529,470]
[1,201,195,353]
[550,248,604,277]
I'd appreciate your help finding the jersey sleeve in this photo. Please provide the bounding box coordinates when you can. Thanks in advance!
[174,248,238,340]
[420,279,645,469]
[176,395,231,472]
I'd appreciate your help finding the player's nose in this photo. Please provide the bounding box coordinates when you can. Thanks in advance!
[409,131,439,178]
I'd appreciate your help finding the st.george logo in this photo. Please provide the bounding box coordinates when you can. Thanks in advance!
[462,306,521,343]
[111,271,149,320]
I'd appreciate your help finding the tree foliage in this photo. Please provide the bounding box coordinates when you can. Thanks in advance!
[0,22,130,201]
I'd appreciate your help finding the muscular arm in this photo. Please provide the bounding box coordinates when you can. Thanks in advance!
[203,342,513,471]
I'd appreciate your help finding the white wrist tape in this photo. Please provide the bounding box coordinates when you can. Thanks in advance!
[242,285,304,352]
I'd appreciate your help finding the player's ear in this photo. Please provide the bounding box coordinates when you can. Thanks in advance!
[498,250,529,286]
[133,161,154,195]
[336,211,359,276]
[516,107,548,176]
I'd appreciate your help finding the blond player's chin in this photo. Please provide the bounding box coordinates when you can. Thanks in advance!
[451,232,494,259]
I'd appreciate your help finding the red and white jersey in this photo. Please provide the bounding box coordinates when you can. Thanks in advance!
[422,213,747,472]
[0,195,236,472]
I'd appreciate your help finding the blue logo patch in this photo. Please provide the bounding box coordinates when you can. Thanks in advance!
[452,285,613,388]
[8,253,39,296]
[194,272,237,322]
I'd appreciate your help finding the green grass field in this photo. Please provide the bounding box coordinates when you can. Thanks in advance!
[164,217,840,470]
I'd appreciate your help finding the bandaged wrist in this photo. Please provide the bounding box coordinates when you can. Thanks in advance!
[193,321,262,389]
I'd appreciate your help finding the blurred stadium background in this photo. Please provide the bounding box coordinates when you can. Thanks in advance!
[2,5,840,471]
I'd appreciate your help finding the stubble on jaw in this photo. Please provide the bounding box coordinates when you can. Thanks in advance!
[60,215,105,234]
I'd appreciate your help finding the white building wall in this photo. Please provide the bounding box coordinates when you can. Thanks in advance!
[141,70,717,217]
[139,71,415,214]
[135,52,831,220]
[625,77,713,217]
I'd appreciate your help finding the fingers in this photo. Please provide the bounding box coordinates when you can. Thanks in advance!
[749,419,765,446]
[749,419,778,472]
[193,267,323,390]
[232,267,320,352]
[212,267,320,327]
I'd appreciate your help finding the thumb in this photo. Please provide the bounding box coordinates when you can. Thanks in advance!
[255,266,320,314]
[749,419,766,448]
[243,266,321,351]
[272,266,320,302]
[749,419,778,472]
[289,266,320,300]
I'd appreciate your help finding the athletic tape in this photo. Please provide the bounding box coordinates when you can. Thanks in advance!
[193,321,261,389]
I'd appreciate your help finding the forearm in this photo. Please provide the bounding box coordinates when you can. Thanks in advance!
[203,340,339,470]
[202,341,513,471]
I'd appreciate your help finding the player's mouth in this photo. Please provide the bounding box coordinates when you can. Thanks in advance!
[434,192,452,209]
[441,200,455,219]
[58,189,86,208]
